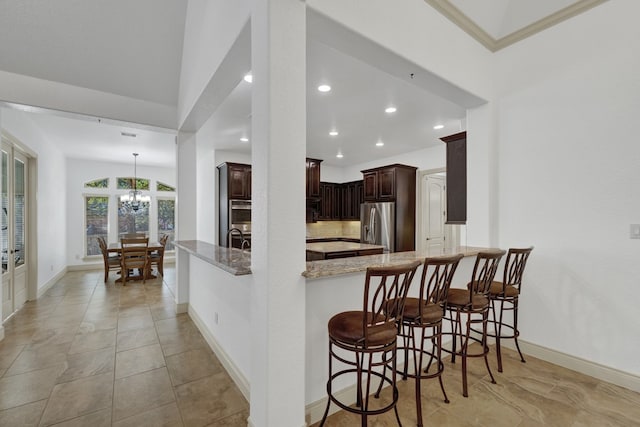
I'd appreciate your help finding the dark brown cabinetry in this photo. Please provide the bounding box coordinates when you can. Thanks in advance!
[220,162,251,200]
[306,158,322,199]
[218,162,251,247]
[318,180,363,221]
[440,131,467,224]
[361,164,418,252]
[363,166,400,201]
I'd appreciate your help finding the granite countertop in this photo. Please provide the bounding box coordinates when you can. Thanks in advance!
[306,241,384,253]
[174,240,251,276]
[303,246,498,279]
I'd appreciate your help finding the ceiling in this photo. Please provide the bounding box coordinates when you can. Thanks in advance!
[0,1,607,168]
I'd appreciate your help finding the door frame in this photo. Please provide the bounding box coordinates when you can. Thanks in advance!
[2,131,38,314]
[416,168,458,252]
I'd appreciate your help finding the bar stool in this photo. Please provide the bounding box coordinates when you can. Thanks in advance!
[487,246,533,372]
[319,260,421,427]
[397,254,463,427]
[445,250,505,397]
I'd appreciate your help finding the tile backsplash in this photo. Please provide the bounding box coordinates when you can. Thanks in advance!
[306,221,361,239]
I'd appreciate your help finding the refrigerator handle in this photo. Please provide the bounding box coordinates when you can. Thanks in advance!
[370,207,376,244]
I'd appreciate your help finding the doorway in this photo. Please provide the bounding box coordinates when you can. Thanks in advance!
[2,138,29,321]
[417,169,455,253]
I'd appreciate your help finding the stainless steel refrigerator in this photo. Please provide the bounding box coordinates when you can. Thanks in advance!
[361,202,395,253]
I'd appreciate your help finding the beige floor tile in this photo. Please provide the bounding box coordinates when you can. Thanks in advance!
[206,410,250,427]
[0,366,61,410]
[39,372,113,426]
[47,408,112,427]
[112,401,183,427]
[0,344,25,370]
[68,329,117,354]
[165,348,224,386]
[28,328,77,349]
[175,372,248,427]
[116,327,159,352]
[115,343,165,379]
[78,316,119,333]
[0,398,47,426]
[158,328,207,358]
[117,313,155,333]
[113,367,175,421]
[155,315,196,336]
[5,342,71,376]
[56,347,115,384]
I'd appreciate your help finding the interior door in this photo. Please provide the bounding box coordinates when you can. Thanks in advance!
[422,174,447,252]
[2,144,28,320]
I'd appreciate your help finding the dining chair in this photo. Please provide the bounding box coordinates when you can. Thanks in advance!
[149,234,169,277]
[120,236,149,285]
[97,236,120,282]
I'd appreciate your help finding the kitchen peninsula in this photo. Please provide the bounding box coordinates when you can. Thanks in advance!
[306,241,384,260]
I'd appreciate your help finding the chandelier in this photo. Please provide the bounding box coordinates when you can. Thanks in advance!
[120,152,150,211]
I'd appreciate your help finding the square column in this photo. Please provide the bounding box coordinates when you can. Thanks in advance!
[249,0,307,426]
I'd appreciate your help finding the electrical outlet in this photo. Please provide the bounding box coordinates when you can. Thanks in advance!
[630,224,640,239]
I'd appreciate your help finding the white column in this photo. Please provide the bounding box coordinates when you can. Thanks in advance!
[175,131,197,313]
[249,0,307,426]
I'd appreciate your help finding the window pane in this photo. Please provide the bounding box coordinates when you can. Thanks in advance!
[157,182,175,192]
[14,158,25,267]
[85,178,109,188]
[157,199,175,250]
[85,196,109,256]
[117,178,149,190]
[118,200,150,238]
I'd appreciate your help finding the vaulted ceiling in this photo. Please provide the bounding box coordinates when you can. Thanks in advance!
[0,1,609,167]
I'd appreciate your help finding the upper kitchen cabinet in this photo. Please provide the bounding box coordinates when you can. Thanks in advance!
[218,162,251,200]
[440,132,466,224]
[362,164,416,202]
[306,158,322,199]
[341,180,364,220]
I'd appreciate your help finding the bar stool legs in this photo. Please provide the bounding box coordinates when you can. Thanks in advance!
[319,261,421,427]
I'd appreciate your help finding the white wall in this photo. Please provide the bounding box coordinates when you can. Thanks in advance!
[1,108,67,292]
[65,158,175,266]
[494,0,640,376]
[178,0,250,127]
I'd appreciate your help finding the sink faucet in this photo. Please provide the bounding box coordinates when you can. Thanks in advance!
[227,228,245,248]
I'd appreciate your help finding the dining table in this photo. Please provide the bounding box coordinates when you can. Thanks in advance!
[108,241,163,281]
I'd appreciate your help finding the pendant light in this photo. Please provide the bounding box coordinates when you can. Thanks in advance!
[129,153,142,211]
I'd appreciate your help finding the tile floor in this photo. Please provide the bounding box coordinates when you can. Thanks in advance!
[1,267,639,426]
[0,267,248,426]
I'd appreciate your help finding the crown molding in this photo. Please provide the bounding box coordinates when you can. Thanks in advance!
[424,0,609,52]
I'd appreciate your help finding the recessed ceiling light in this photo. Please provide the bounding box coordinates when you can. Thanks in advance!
[376,141,384,147]
[336,152,344,158]
[318,84,331,93]
[385,106,397,114]
[433,124,444,130]
[240,137,249,142]
[243,73,253,83]
[329,130,339,137]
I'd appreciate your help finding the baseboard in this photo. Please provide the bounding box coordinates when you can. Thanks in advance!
[187,305,251,401]
[505,340,640,393]
[37,267,69,298]
[247,416,305,427]
[0,326,5,341]
[175,302,188,314]
[67,263,102,272]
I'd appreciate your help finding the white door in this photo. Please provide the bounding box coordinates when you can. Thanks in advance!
[421,174,447,252]
[2,144,28,320]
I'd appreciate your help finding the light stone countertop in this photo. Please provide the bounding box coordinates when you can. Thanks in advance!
[174,240,498,279]
[174,240,251,276]
[303,246,499,279]
[306,241,385,253]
